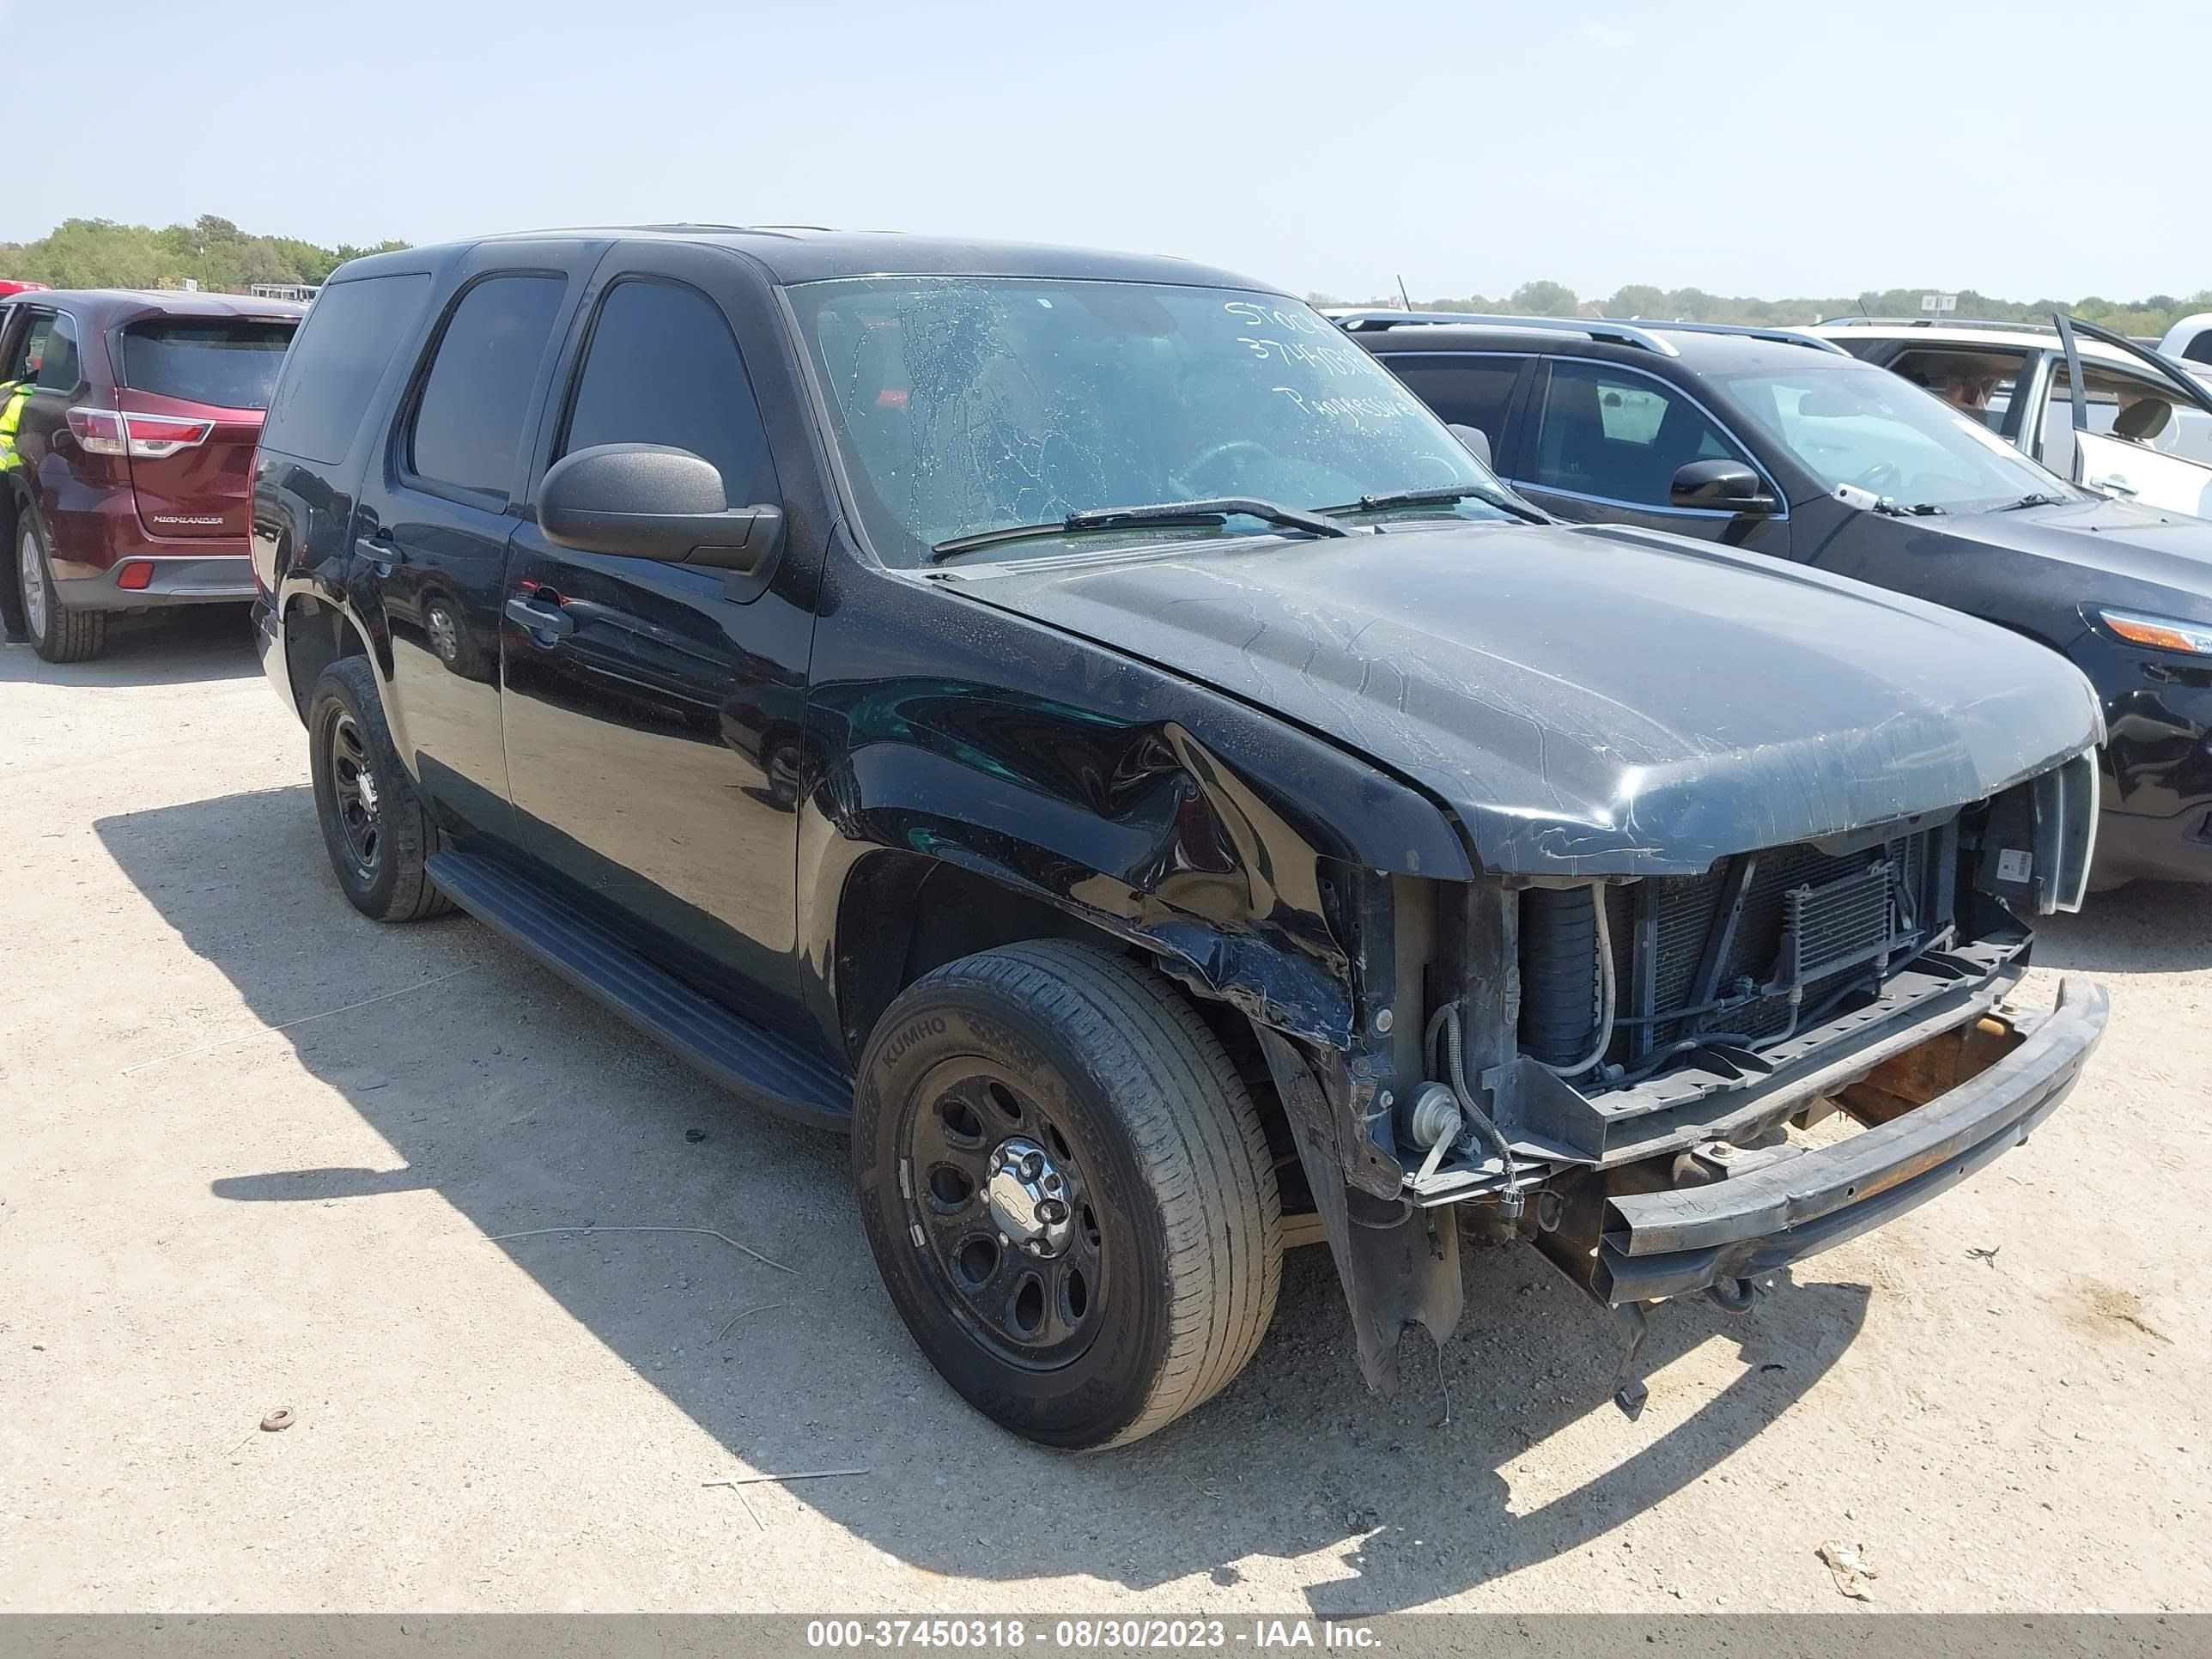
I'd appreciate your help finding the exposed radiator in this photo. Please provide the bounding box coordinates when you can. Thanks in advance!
[1518,825,1948,1079]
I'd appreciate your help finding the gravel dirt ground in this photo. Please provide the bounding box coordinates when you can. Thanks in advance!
[3,611,2208,1615]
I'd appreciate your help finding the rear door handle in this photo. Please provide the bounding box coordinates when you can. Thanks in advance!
[505,595,575,640]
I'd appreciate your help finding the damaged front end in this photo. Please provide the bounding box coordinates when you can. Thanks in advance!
[1266,750,2110,1414]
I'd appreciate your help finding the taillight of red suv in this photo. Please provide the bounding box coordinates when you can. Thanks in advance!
[65,406,216,459]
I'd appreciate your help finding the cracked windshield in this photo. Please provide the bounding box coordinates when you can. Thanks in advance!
[790,276,1511,563]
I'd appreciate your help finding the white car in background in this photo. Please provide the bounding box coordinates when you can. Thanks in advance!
[2158,313,2212,374]
[1817,314,2212,520]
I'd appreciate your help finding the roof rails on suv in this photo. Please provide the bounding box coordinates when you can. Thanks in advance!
[1817,316,2064,334]
[1326,309,1846,356]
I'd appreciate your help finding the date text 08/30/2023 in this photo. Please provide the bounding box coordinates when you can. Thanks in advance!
[805,1620,1382,1650]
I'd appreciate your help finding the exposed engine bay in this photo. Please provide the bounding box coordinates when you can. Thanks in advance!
[1353,751,2105,1413]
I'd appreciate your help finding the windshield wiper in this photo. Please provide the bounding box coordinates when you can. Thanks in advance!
[927,496,1348,563]
[1869,498,1949,518]
[1320,483,1539,522]
[1994,492,2069,512]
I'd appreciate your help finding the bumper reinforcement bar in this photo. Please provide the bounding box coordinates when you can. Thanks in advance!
[1597,975,2108,1305]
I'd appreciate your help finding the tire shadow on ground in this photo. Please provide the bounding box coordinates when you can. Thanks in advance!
[1,605,260,688]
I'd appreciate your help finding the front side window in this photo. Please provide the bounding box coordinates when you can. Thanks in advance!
[1723,362,2067,512]
[1530,361,1748,507]
[5,313,55,384]
[558,279,777,506]
[407,274,567,501]
[34,314,79,391]
[122,319,295,410]
[263,274,432,465]
[1887,346,2027,432]
[787,277,1505,564]
[1378,354,1524,445]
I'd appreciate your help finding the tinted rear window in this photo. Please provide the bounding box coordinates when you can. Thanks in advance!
[122,320,295,409]
[262,275,432,465]
[406,274,567,501]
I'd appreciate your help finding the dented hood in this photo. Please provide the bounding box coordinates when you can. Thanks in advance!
[947,520,2106,876]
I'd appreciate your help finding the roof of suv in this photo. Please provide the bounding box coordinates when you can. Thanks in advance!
[4,289,307,323]
[338,226,1278,294]
[1343,315,1853,372]
[1810,319,2212,390]
[1812,319,2140,356]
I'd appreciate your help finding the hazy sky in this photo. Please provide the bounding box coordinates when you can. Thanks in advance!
[22,0,2209,302]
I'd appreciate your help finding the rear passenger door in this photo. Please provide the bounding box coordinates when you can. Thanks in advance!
[355,247,594,846]
[498,243,817,1036]
[1510,358,1792,556]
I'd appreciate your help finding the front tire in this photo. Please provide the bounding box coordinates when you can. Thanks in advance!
[307,656,453,921]
[854,940,1281,1449]
[17,512,106,664]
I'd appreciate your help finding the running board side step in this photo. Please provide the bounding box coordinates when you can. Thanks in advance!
[425,850,851,1132]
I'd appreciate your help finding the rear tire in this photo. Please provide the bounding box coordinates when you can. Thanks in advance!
[17,512,106,664]
[307,656,453,921]
[854,939,1281,1449]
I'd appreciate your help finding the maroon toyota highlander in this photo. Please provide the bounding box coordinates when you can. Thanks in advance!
[0,289,303,661]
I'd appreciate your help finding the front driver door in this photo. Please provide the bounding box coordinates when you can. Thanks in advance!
[1509,357,1793,556]
[2055,314,2212,520]
[500,245,817,1039]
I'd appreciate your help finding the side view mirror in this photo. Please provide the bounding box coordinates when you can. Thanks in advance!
[1447,423,1493,470]
[539,443,782,573]
[1671,458,1777,516]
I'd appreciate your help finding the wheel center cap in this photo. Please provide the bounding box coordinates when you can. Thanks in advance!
[984,1135,1073,1259]
[357,769,380,813]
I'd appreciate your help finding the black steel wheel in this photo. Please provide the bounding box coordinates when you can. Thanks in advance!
[854,939,1280,1449]
[902,1061,1105,1367]
[327,709,383,883]
[307,656,453,922]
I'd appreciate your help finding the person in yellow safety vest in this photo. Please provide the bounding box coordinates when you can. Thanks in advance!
[0,375,27,473]
[0,369,29,641]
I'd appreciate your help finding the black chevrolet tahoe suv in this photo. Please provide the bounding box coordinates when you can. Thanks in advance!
[253,228,2111,1448]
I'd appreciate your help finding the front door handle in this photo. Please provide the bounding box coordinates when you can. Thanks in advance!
[505,595,575,640]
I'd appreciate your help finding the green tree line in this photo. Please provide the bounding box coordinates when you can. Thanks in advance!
[4,219,2203,334]
[0,216,408,292]
[1314,279,2212,338]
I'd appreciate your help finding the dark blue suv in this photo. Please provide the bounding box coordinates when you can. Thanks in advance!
[1346,311,2212,889]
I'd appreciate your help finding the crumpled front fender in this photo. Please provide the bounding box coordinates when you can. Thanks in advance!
[807,672,1462,1048]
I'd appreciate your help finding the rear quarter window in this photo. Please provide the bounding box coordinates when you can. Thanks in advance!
[1379,354,1524,443]
[262,274,433,465]
[122,319,296,409]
